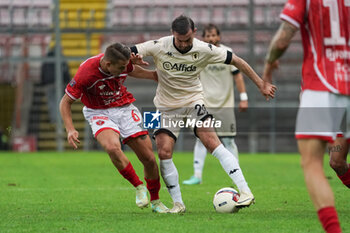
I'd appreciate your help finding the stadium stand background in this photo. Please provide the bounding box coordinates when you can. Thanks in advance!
[0,0,301,152]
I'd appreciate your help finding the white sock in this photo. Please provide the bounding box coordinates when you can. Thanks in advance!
[160,159,184,204]
[193,138,207,179]
[212,144,251,194]
[221,137,239,161]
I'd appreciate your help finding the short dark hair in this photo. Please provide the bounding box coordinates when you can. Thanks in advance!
[104,43,131,64]
[202,24,220,37]
[171,15,195,35]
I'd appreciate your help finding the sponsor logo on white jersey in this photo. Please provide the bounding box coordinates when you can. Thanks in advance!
[162,62,197,72]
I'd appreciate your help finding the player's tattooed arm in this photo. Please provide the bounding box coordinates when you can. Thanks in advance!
[263,21,298,83]
[265,21,298,63]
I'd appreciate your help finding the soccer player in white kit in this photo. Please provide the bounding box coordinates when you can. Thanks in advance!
[262,0,349,232]
[183,24,249,185]
[60,43,168,213]
[131,15,276,213]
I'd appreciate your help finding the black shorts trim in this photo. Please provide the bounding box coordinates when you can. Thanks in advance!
[152,128,177,142]
[194,114,214,138]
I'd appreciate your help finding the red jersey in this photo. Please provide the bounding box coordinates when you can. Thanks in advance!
[280,0,350,95]
[65,54,136,109]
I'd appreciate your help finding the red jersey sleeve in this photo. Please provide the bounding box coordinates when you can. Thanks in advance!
[65,72,84,100]
[126,60,134,73]
[280,0,306,28]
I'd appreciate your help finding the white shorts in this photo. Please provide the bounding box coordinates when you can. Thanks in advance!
[83,104,148,144]
[295,90,349,143]
[208,108,236,137]
[154,100,213,140]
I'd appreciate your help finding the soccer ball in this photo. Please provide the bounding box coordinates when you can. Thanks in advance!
[213,187,240,213]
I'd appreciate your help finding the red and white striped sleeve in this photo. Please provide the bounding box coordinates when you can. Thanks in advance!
[280,0,307,28]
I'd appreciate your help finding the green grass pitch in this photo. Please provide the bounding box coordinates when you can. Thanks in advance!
[0,151,349,233]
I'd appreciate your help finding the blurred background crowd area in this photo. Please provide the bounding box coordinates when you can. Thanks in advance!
[0,0,302,153]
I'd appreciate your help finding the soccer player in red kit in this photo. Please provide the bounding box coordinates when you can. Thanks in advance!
[262,0,349,232]
[60,42,168,213]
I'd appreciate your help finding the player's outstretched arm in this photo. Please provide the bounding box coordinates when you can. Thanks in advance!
[129,65,158,82]
[60,94,80,149]
[230,55,276,100]
[263,21,298,83]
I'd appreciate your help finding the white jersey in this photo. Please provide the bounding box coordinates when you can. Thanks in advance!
[200,44,238,108]
[132,36,232,108]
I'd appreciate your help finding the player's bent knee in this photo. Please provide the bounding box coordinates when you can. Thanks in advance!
[300,155,313,170]
[104,142,123,155]
[300,156,323,173]
[157,147,173,159]
[137,146,156,162]
[141,154,157,166]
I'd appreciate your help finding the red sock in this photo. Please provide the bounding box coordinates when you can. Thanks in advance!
[317,207,342,233]
[145,177,160,201]
[337,164,350,188]
[118,162,143,188]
